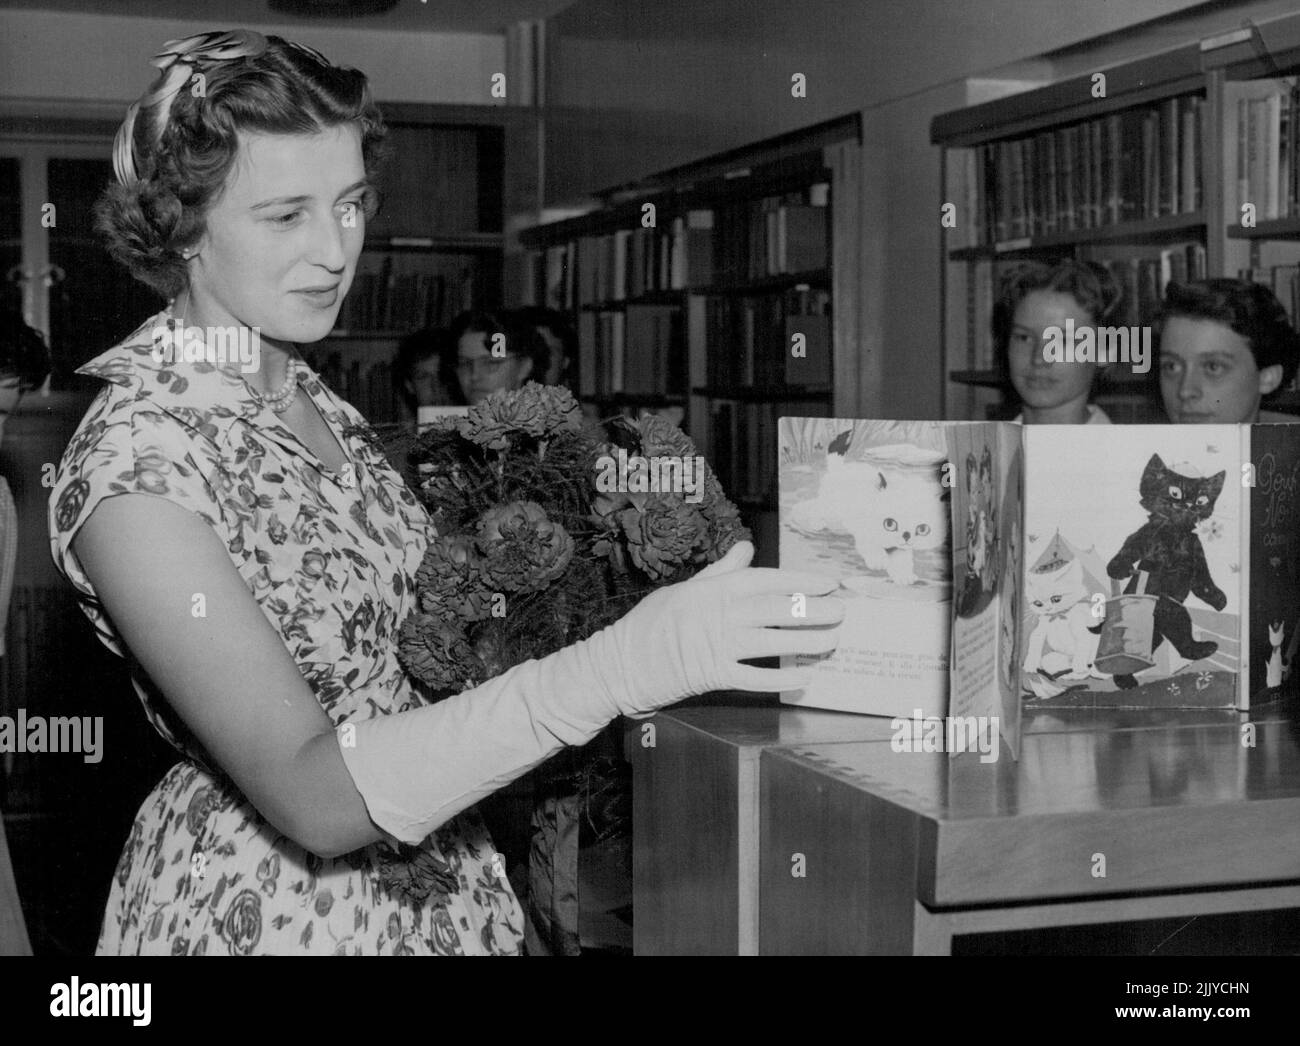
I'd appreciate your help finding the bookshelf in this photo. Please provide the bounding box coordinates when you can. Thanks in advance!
[519,115,862,560]
[932,11,1300,423]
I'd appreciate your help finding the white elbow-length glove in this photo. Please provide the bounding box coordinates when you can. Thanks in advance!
[338,540,843,844]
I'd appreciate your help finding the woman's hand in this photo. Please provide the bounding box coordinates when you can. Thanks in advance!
[597,540,845,717]
[337,539,845,844]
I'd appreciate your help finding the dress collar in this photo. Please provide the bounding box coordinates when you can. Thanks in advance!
[76,310,357,472]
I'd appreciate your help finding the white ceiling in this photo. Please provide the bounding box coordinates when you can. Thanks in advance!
[0,0,577,34]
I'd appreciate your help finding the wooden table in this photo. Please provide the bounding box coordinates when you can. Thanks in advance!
[630,694,1297,955]
[760,712,1300,954]
[627,693,894,955]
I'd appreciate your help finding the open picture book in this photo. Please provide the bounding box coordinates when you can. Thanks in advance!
[779,419,1300,760]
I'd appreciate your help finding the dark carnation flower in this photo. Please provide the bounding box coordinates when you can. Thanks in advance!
[625,413,749,565]
[415,534,494,621]
[460,382,583,450]
[634,412,699,460]
[477,501,575,593]
[397,612,483,692]
[620,494,709,581]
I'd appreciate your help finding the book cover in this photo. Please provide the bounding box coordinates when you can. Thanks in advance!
[779,418,953,719]
[1021,426,1242,710]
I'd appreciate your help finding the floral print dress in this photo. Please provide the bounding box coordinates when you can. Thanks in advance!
[47,312,524,955]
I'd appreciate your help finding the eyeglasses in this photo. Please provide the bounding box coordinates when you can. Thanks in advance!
[456,356,517,377]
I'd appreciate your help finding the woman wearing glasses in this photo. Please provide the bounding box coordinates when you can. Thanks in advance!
[449,311,550,406]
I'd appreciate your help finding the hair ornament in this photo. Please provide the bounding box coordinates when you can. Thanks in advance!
[112,29,272,187]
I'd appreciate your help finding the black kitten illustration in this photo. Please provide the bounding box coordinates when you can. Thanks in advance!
[1106,453,1227,689]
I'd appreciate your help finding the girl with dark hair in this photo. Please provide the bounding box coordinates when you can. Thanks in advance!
[992,258,1124,424]
[448,310,549,405]
[45,31,840,956]
[1157,278,1300,424]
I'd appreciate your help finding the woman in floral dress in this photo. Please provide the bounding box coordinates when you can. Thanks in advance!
[46,30,842,955]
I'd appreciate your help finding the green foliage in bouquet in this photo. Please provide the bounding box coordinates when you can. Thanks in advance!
[396,382,750,694]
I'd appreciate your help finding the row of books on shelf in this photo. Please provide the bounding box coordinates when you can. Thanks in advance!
[955,243,1207,371]
[1229,81,1300,221]
[335,252,480,334]
[576,304,686,398]
[532,185,829,309]
[538,212,713,308]
[700,287,832,388]
[710,398,830,506]
[1094,243,1209,326]
[1238,264,1300,328]
[947,95,1204,248]
[710,186,829,286]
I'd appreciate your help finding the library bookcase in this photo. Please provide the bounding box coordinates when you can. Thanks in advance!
[932,10,1300,423]
[519,114,863,563]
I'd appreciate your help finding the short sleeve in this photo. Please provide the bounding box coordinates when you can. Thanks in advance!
[48,395,225,657]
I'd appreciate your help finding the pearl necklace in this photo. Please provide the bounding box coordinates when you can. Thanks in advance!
[258,355,305,414]
[163,302,303,414]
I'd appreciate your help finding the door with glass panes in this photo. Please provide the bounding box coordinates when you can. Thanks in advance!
[2,138,163,391]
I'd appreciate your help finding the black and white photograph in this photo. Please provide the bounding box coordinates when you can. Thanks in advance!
[0,0,1298,995]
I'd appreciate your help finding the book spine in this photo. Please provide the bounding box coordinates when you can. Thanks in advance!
[1163,96,1180,216]
[1266,91,1282,220]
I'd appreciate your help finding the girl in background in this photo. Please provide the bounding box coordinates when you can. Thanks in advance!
[1157,278,1300,424]
[993,258,1124,424]
[448,310,550,406]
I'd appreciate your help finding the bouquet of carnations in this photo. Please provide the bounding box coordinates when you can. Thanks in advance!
[396,382,750,694]
[393,382,749,953]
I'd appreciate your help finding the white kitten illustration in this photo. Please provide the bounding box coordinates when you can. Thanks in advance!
[1022,556,1104,698]
[789,440,948,587]
[844,468,949,586]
